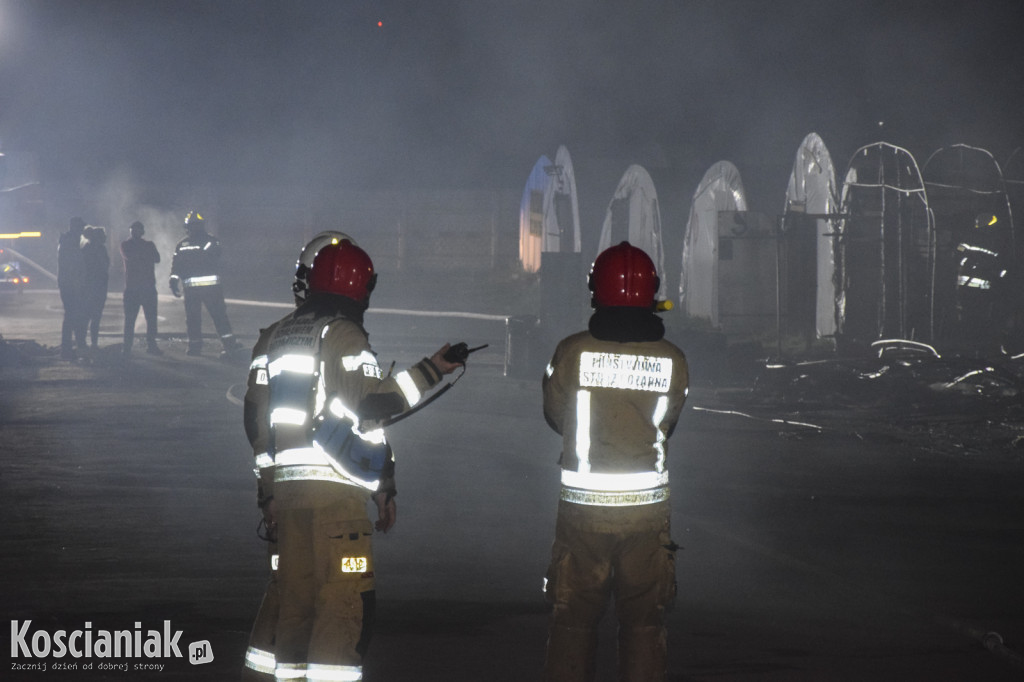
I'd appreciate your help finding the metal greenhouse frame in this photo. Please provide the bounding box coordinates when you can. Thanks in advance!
[836,142,936,350]
[921,144,1015,343]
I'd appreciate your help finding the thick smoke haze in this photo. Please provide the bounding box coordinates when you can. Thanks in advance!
[1,0,1021,196]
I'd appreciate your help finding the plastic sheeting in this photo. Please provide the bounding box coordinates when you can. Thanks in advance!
[518,146,582,274]
[785,133,839,339]
[680,161,747,326]
[596,164,666,301]
[548,146,581,255]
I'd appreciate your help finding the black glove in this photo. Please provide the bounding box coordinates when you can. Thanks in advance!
[443,342,488,364]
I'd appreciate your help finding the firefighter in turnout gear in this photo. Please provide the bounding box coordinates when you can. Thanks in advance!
[542,241,689,681]
[242,232,358,681]
[242,239,460,681]
[169,210,239,356]
[955,213,1007,352]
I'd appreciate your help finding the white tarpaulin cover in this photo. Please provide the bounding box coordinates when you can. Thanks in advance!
[785,133,838,338]
[519,155,552,273]
[547,145,581,255]
[680,160,747,326]
[596,164,666,301]
[519,147,582,273]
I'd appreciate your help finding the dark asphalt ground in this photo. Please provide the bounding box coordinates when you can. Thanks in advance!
[2,289,1024,681]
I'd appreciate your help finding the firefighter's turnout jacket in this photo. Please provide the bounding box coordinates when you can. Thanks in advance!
[169,228,223,293]
[956,238,1004,294]
[954,224,1009,351]
[242,296,443,681]
[169,227,237,352]
[543,331,688,512]
[542,327,688,682]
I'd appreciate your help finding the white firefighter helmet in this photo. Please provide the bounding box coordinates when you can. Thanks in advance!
[293,231,357,304]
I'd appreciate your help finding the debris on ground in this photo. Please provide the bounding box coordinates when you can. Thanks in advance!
[717,340,1024,459]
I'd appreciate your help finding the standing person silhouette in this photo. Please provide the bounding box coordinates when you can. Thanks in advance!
[81,226,110,351]
[57,217,87,361]
[120,220,162,356]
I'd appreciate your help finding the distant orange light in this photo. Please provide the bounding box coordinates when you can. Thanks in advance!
[377,20,383,27]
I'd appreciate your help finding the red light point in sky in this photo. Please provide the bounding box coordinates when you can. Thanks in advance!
[377,20,383,28]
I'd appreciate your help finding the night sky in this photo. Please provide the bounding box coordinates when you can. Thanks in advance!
[1,0,1022,193]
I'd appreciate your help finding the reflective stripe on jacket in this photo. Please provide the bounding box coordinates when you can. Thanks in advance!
[249,305,444,495]
[170,231,222,282]
[543,331,688,507]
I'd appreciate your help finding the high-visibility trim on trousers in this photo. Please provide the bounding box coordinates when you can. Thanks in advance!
[274,662,306,680]
[305,662,363,681]
[244,645,275,675]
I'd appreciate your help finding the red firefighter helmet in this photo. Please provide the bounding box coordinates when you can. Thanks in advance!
[309,240,376,302]
[589,241,659,308]
[293,231,357,304]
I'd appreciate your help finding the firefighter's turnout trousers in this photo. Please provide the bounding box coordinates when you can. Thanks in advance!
[543,500,676,682]
[183,282,236,353]
[241,539,279,680]
[272,480,375,681]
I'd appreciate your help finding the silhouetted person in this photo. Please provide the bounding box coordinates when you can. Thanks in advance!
[169,210,238,357]
[58,217,87,360]
[81,226,110,350]
[120,220,162,356]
